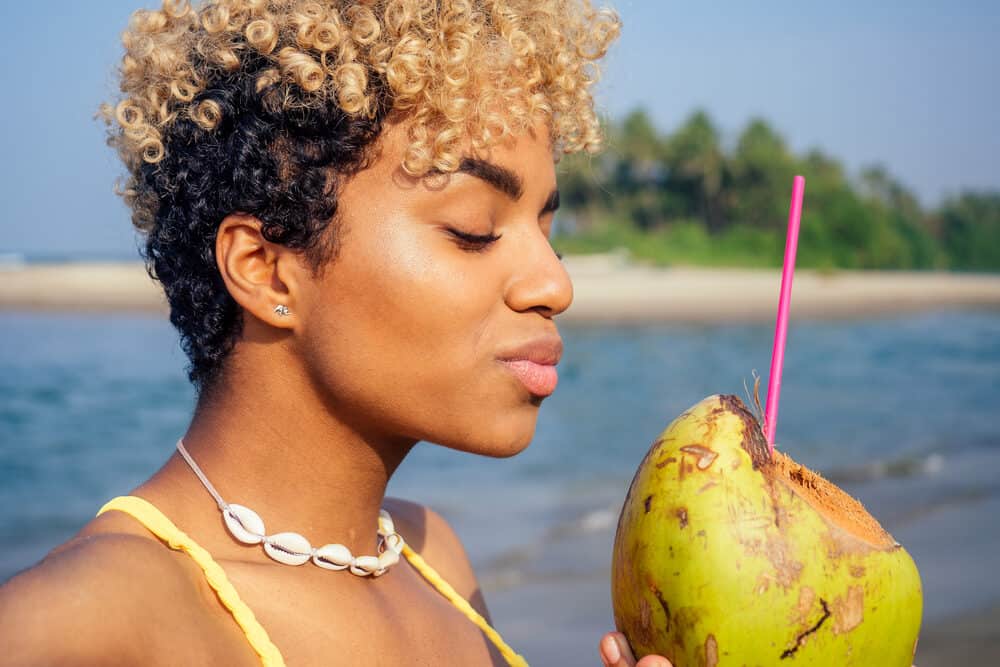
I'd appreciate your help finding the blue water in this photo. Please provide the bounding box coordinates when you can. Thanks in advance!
[2,309,999,655]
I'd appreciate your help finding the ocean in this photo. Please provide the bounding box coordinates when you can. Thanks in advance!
[2,309,999,664]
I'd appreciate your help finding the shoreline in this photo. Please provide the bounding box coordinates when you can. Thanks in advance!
[1,257,999,321]
[561,255,1000,323]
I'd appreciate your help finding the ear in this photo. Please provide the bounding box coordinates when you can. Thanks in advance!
[215,213,302,329]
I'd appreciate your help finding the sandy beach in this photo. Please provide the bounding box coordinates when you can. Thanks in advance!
[2,256,999,320]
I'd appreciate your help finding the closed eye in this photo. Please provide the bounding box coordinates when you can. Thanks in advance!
[446,227,562,259]
[447,227,502,252]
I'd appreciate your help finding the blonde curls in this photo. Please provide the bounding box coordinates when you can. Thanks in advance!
[313,20,343,52]
[346,6,381,45]
[189,98,222,130]
[278,47,326,92]
[245,18,278,54]
[105,0,620,176]
[333,62,370,115]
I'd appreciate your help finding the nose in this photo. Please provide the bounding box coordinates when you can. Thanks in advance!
[503,225,574,318]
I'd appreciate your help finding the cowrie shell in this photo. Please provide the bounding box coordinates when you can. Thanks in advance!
[263,532,312,566]
[377,510,395,536]
[383,532,405,555]
[313,543,353,570]
[378,549,400,570]
[350,555,380,576]
[223,504,266,545]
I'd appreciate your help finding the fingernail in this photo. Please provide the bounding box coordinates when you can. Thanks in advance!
[603,635,621,663]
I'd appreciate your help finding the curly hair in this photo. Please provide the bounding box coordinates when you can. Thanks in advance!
[102,0,620,393]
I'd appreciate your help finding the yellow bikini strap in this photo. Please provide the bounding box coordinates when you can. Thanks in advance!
[97,495,285,667]
[401,544,530,667]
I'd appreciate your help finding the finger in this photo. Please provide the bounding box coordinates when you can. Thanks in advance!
[599,632,634,666]
[599,633,622,666]
[600,632,673,667]
[636,656,673,667]
[613,634,646,666]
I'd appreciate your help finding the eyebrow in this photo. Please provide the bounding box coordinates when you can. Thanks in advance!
[456,157,524,201]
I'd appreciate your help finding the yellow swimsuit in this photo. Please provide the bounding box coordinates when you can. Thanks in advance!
[97,495,528,667]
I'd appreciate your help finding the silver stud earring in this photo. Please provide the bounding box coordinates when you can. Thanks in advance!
[273,304,290,317]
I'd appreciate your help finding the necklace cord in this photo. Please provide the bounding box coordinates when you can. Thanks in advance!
[176,438,228,510]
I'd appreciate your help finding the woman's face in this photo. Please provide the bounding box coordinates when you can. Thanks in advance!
[294,120,572,457]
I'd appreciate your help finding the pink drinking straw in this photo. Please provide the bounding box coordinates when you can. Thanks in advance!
[763,175,805,453]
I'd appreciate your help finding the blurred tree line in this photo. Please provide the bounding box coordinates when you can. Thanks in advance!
[554,109,1000,271]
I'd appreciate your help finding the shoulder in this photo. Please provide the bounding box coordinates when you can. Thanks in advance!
[0,517,244,665]
[383,496,492,623]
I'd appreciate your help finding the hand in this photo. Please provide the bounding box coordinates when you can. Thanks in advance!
[600,632,673,667]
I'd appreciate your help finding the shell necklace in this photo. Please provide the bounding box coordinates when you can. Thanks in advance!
[176,439,404,577]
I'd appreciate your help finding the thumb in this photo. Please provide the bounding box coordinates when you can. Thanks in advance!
[600,632,673,667]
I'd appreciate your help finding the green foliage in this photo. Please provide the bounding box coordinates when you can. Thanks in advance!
[936,193,1000,271]
[554,219,781,268]
[729,118,798,230]
[555,109,999,271]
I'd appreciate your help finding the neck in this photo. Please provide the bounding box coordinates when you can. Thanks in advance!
[145,355,417,558]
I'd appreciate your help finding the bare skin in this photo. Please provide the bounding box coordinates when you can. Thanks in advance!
[0,116,675,666]
[0,118,571,665]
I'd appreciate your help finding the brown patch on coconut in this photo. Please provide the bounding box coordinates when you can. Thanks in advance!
[792,586,816,625]
[680,444,719,470]
[649,583,672,633]
[831,586,865,634]
[655,456,676,469]
[705,634,719,666]
[766,534,804,588]
[639,596,651,633]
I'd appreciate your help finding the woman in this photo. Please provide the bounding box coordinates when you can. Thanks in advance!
[0,1,668,665]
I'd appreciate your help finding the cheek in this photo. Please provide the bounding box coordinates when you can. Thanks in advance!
[300,226,539,453]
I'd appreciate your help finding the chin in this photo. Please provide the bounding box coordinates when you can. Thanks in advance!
[431,409,539,459]
[486,432,535,459]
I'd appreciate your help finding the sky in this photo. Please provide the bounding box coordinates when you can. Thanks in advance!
[1,0,997,257]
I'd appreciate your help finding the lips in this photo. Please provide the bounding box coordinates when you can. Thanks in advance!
[499,359,559,396]
[497,336,563,397]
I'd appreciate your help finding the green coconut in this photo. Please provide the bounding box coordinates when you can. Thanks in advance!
[611,394,922,666]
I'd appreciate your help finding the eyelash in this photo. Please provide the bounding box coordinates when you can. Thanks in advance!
[446,228,564,260]
[448,228,502,252]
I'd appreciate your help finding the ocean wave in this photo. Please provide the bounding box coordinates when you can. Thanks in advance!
[544,506,618,540]
[888,485,1000,527]
[824,452,946,484]
[479,505,621,591]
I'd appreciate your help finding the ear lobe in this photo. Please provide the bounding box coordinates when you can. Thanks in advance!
[215,213,297,328]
